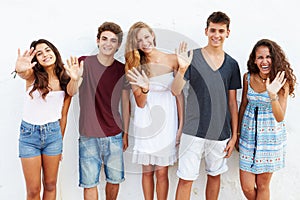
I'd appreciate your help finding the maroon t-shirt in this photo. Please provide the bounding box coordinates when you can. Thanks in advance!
[79,55,125,137]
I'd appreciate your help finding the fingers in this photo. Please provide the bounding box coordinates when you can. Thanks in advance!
[189,49,193,59]
[30,62,37,69]
[141,70,148,79]
[17,48,21,57]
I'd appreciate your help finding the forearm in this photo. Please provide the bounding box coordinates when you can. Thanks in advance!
[171,70,186,96]
[176,92,184,131]
[121,90,130,134]
[269,93,286,122]
[132,86,148,108]
[59,117,67,138]
[67,78,82,96]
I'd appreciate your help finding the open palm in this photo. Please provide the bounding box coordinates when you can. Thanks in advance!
[64,56,83,81]
[15,47,37,72]
[176,42,193,72]
[127,67,149,90]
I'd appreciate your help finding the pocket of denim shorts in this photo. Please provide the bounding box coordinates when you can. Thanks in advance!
[111,133,122,144]
[20,124,33,137]
[48,123,61,135]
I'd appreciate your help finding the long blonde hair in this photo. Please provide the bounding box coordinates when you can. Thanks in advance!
[124,22,156,75]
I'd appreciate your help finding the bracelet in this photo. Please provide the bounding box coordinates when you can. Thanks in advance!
[141,88,149,94]
[11,69,18,78]
[270,95,279,101]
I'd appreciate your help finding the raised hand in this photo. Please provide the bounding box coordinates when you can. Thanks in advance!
[64,56,83,81]
[15,47,37,73]
[266,71,286,95]
[175,42,193,73]
[127,67,149,90]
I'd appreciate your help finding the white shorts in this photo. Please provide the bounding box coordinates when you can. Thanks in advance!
[177,133,229,180]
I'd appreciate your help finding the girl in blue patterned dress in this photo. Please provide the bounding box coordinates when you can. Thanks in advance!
[237,39,296,200]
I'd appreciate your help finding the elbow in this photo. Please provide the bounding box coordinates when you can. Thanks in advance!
[275,116,284,123]
[136,101,146,108]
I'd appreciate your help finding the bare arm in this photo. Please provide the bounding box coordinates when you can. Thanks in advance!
[15,48,36,82]
[127,68,149,108]
[171,42,193,96]
[236,73,249,150]
[64,57,84,96]
[266,72,288,122]
[175,91,184,145]
[224,89,239,158]
[60,95,72,138]
[121,89,130,151]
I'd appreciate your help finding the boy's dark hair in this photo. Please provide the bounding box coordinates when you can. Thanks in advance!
[97,22,123,44]
[206,11,230,29]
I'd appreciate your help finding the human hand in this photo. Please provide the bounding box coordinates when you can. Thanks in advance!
[64,56,84,81]
[175,129,182,148]
[15,47,37,73]
[123,133,128,152]
[224,137,236,158]
[175,42,193,74]
[266,71,286,96]
[127,67,149,90]
[235,134,240,152]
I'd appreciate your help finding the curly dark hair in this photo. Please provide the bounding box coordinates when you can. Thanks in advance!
[29,39,70,99]
[247,39,296,96]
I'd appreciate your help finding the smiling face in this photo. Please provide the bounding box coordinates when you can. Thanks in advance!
[97,30,120,56]
[136,28,155,54]
[205,22,230,48]
[254,45,272,75]
[35,43,56,67]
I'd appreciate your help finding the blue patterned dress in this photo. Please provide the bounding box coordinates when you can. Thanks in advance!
[239,73,286,174]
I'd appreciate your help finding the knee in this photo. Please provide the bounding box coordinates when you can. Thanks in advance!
[143,170,154,178]
[256,181,270,192]
[43,180,57,192]
[178,178,193,187]
[27,186,41,199]
[241,183,255,195]
[155,169,168,181]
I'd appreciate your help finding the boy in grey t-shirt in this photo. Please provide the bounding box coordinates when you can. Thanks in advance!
[172,11,241,200]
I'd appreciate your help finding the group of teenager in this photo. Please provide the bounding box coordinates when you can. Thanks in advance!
[14,11,296,200]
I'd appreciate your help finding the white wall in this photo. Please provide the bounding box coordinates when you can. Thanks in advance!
[1,0,299,199]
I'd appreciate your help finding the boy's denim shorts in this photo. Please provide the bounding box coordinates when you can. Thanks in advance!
[19,120,63,158]
[79,132,125,188]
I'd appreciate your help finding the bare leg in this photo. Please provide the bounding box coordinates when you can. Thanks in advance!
[240,169,256,200]
[105,182,120,200]
[256,173,272,200]
[155,166,169,200]
[84,187,98,200]
[42,154,61,200]
[206,174,220,200]
[142,165,155,200]
[21,156,42,200]
[175,178,193,200]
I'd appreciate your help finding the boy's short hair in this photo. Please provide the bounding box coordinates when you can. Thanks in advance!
[206,11,230,30]
[97,22,123,44]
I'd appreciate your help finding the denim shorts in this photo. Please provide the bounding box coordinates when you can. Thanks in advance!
[19,120,63,158]
[79,132,125,188]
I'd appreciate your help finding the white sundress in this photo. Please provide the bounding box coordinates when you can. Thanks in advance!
[132,72,178,166]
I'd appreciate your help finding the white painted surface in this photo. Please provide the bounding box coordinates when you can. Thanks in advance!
[0,0,299,199]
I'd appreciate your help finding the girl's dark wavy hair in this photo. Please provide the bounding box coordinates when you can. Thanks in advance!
[29,39,70,99]
[247,39,296,96]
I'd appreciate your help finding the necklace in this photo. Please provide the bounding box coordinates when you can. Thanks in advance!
[258,73,268,82]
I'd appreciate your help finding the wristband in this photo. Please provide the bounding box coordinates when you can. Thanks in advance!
[141,88,149,94]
